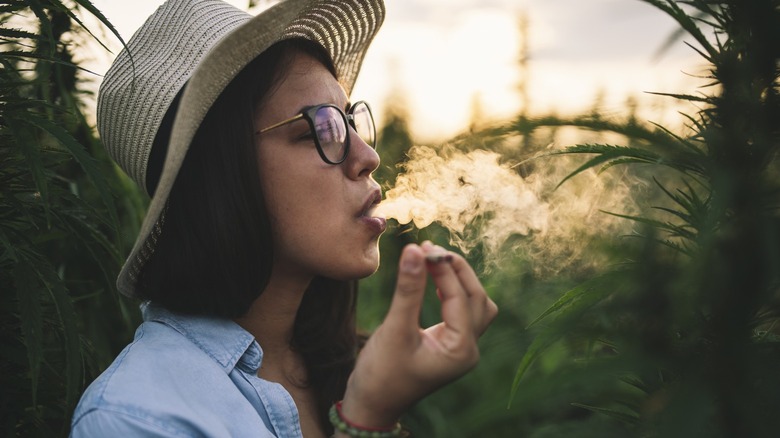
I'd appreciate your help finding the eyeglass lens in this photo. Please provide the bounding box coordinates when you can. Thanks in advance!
[351,102,376,148]
[312,102,376,163]
[313,106,348,163]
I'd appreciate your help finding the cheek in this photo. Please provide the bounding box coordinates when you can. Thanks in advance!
[258,153,342,245]
[256,150,380,279]
[259,152,336,216]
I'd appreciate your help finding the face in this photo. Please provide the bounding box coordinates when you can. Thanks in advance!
[254,50,385,282]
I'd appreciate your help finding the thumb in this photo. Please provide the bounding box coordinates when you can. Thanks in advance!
[383,244,427,331]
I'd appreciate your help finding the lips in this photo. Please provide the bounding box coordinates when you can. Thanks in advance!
[360,189,383,218]
[359,189,387,235]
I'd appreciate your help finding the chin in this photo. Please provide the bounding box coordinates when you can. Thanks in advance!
[317,241,380,280]
[338,262,380,281]
[357,262,380,279]
[329,255,380,281]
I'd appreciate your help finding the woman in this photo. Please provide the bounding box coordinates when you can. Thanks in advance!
[71,0,497,436]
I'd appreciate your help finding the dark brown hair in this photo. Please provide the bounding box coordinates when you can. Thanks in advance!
[137,39,357,432]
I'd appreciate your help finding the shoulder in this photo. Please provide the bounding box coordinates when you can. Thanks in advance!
[71,320,241,435]
[70,407,190,437]
[80,318,229,397]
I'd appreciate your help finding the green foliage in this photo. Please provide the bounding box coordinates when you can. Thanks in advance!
[3,0,776,437]
[1,1,142,435]
[493,1,780,436]
[360,1,780,436]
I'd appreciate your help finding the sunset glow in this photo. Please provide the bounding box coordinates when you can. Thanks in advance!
[87,0,703,142]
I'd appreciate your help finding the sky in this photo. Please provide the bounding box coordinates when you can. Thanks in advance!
[85,0,704,142]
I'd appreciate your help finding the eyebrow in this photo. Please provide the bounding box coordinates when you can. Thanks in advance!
[289,100,352,120]
[289,100,351,118]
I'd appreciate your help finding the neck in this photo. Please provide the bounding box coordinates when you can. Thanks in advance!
[233,264,312,380]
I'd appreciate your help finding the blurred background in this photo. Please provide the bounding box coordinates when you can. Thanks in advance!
[87,0,702,141]
[2,0,778,437]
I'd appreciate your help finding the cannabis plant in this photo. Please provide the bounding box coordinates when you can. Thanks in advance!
[492,0,779,436]
[0,1,141,435]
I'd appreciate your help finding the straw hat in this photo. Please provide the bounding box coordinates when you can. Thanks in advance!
[97,0,385,297]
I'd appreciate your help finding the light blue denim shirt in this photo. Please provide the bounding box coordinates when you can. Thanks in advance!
[71,303,303,437]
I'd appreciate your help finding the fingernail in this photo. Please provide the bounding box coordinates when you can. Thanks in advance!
[402,250,423,273]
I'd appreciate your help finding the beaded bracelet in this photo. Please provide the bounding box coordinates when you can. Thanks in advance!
[328,401,403,438]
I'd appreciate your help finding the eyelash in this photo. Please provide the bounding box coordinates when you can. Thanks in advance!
[296,131,315,142]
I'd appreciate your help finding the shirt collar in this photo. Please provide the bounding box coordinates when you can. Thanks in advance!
[141,302,263,374]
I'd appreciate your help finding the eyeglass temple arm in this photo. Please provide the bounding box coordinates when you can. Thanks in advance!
[257,113,305,134]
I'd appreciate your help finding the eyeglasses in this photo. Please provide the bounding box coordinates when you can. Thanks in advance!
[256,100,376,165]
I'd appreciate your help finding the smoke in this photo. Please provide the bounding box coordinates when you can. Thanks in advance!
[377,145,640,275]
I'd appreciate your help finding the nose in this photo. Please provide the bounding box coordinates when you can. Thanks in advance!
[345,128,379,179]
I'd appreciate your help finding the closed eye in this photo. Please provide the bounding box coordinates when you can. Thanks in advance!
[296,130,315,141]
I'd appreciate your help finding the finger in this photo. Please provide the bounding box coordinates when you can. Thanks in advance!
[425,251,473,335]
[469,293,498,336]
[441,252,498,335]
[383,244,427,333]
[448,254,483,297]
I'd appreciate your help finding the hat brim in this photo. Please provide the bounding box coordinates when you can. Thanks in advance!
[118,0,384,297]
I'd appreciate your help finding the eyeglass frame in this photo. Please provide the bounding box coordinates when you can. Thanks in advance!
[255,100,377,165]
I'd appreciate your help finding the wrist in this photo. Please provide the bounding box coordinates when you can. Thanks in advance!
[338,399,400,431]
[341,379,405,428]
[330,401,402,438]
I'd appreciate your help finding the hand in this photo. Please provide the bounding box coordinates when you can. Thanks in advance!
[339,241,498,429]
